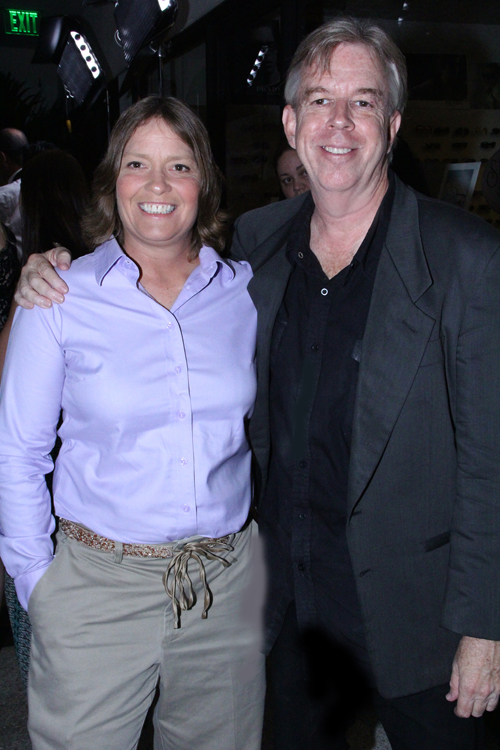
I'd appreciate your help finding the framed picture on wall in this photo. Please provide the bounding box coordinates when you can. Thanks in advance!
[438,162,481,210]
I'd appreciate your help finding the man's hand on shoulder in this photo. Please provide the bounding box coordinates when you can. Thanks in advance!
[15,247,72,310]
[446,635,500,717]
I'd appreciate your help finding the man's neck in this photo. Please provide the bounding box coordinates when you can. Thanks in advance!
[309,172,389,280]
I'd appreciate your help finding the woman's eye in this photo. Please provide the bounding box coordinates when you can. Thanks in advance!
[173,164,190,172]
[313,98,327,106]
[126,161,142,169]
[281,177,292,185]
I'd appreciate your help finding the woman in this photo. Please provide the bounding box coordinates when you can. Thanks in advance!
[275,143,310,199]
[0,97,264,750]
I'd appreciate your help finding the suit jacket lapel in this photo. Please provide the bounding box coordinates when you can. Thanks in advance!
[348,180,436,512]
[247,247,292,468]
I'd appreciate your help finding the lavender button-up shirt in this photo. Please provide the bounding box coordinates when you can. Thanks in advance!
[0,239,257,610]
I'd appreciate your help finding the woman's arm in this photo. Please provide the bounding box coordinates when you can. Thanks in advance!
[0,301,15,376]
[0,302,65,610]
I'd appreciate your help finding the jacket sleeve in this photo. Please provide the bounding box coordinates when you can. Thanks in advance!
[442,243,500,639]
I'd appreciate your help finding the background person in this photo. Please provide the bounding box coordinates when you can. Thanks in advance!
[0,96,264,750]
[275,143,310,199]
[0,128,28,260]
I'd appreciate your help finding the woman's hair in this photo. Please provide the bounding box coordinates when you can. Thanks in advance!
[21,150,90,261]
[284,16,407,117]
[82,96,226,256]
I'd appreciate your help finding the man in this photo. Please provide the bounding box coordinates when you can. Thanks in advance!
[231,17,500,749]
[0,128,28,259]
[12,17,500,749]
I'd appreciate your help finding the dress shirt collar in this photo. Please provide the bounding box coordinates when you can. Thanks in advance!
[94,237,233,287]
[286,171,395,284]
[7,168,22,183]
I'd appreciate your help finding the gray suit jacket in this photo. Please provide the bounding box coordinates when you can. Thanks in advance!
[231,176,500,698]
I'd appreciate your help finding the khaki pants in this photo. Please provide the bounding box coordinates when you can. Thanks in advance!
[27,521,265,750]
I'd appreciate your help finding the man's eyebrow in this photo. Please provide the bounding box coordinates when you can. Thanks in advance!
[302,86,384,99]
[356,87,384,98]
[303,86,329,99]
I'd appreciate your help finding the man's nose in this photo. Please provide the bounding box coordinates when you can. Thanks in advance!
[327,99,354,129]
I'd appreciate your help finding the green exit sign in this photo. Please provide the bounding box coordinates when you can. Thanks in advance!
[4,9,39,36]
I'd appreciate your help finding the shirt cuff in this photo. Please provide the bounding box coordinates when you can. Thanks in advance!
[15,561,53,612]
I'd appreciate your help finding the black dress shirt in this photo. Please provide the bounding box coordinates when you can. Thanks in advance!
[265,176,395,654]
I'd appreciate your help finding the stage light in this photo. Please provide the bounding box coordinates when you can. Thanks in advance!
[247,46,269,87]
[69,32,101,79]
[114,0,178,64]
[32,17,104,107]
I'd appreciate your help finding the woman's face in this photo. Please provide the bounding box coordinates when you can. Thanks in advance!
[276,148,310,199]
[116,118,200,258]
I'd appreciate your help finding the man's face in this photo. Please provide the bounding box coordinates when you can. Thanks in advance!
[282,43,401,202]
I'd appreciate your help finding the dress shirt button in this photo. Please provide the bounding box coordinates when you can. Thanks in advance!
[321,288,328,296]
[311,344,319,352]
[298,460,308,469]
[174,366,181,374]
[178,411,185,419]
[180,457,188,465]
[299,513,306,520]
[297,563,305,572]
[298,252,304,259]
[183,505,190,513]
[166,321,173,330]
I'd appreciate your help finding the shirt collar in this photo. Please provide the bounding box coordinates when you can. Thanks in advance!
[8,168,22,184]
[93,238,232,287]
[286,171,396,281]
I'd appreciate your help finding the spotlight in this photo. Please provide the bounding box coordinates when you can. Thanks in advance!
[247,46,269,87]
[114,0,178,64]
[32,17,104,106]
[59,31,103,104]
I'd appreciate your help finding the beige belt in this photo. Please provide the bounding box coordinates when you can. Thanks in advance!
[59,517,236,628]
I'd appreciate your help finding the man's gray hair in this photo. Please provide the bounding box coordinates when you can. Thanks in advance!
[284,17,407,116]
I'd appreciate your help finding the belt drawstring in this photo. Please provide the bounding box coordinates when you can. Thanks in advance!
[163,538,235,629]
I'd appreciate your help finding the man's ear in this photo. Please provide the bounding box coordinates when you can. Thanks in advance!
[282,105,297,149]
[387,111,402,153]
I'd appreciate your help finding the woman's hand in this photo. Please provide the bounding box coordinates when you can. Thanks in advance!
[15,247,72,309]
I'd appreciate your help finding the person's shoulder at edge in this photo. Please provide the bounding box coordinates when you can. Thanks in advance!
[411,185,500,270]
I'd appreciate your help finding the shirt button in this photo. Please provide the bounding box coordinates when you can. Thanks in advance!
[174,366,181,374]
[183,505,190,513]
[311,344,319,352]
[321,288,328,296]
[298,252,304,259]
[180,457,188,465]
[299,513,306,520]
[178,411,185,419]
[298,460,308,468]
[297,563,305,572]
[166,321,173,330]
